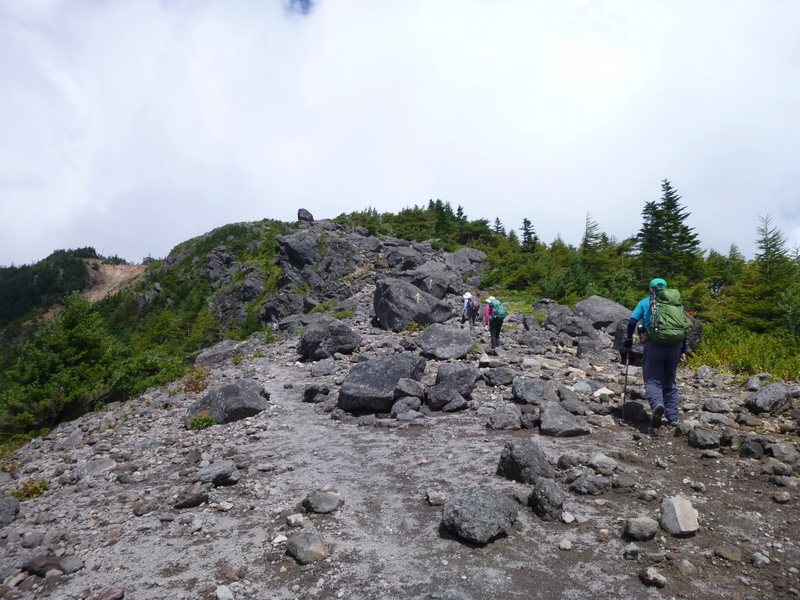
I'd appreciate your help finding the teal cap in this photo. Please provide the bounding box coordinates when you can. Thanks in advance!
[649,278,667,289]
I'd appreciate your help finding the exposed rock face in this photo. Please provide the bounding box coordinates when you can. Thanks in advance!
[298,317,362,360]
[441,487,518,544]
[297,208,314,222]
[338,353,426,412]
[184,379,270,428]
[373,278,454,331]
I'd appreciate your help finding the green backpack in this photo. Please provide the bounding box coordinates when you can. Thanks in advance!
[490,299,507,320]
[647,288,691,346]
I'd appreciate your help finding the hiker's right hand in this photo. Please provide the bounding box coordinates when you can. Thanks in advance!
[623,338,632,349]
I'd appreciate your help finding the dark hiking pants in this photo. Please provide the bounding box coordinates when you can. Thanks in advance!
[642,341,682,422]
[489,318,504,348]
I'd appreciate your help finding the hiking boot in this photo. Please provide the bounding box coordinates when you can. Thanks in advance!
[666,419,679,427]
[650,404,665,428]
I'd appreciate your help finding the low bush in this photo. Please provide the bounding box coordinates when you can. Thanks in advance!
[9,478,49,501]
[188,411,217,430]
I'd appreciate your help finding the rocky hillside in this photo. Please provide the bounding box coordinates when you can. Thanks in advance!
[2,248,800,600]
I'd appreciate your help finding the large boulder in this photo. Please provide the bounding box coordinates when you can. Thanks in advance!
[184,379,270,428]
[385,246,426,271]
[407,262,464,299]
[373,278,453,331]
[528,479,566,521]
[338,353,427,413]
[441,487,518,545]
[298,316,362,360]
[277,229,322,269]
[512,378,558,404]
[444,248,487,276]
[539,402,591,437]
[195,339,253,368]
[572,296,630,332]
[746,383,793,415]
[416,324,475,360]
[543,313,599,340]
[496,439,554,484]
[0,495,20,528]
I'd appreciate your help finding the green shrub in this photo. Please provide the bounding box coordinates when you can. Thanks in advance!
[232,354,243,366]
[9,478,49,501]
[188,411,217,430]
[689,319,800,379]
[331,310,354,320]
[309,300,338,315]
[183,368,211,393]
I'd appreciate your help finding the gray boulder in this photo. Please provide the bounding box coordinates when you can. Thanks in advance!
[528,478,566,521]
[386,246,425,271]
[277,229,322,269]
[486,405,523,430]
[513,379,558,404]
[184,379,269,428]
[195,339,251,367]
[373,278,453,332]
[409,267,463,299]
[441,487,518,544]
[569,474,611,495]
[435,364,481,391]
[747,383,793,415]
[496,439,554,483]
[297,208,314,222]
[624,516,659,541]
[483,367,516,387]
[444,248,487,276]
[298,316,362,360]
[416,324,476,360]
[544,313,599,340]
[572,295,631,332]
[194,460,241,486]
[303,491,343,514]
[539,402,591,437]
[286,526,329,564]
[0,495,20,528]
[688,428,720,449]
[338,353,426,413]
[532,299,570,316]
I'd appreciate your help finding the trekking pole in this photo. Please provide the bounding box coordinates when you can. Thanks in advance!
[621,350,630,422]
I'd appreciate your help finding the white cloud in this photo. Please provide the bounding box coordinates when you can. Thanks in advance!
[1,0,799,266]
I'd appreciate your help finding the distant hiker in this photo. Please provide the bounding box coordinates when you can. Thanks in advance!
[461,292,481,331]
[624,278,690,428]
[484,296,507,349]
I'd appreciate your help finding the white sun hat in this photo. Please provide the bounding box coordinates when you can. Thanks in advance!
[463,292,472,299]
[486,296,495,302]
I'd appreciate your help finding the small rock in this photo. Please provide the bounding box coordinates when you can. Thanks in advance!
[639,566,667,588]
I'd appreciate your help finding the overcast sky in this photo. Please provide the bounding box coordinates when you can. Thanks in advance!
[2,0,799,267]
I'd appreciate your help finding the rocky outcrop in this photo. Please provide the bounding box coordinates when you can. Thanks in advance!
[373,278,453,331]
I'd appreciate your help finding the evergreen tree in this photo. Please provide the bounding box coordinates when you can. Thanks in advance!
[730,215,797,333]
[493,218,506,237]
[520,218,538,252]
[636,180,701,282]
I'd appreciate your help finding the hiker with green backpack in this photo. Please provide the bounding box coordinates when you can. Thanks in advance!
[623,278,690,428]
[484,296,507,349]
